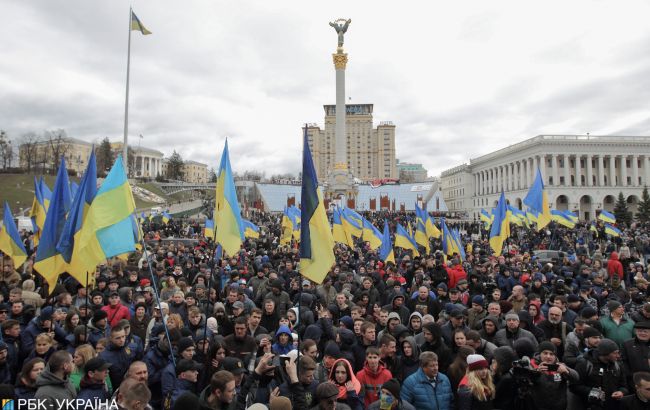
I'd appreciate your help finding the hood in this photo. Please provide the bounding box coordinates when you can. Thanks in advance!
[517,310,534,329]
[391,293,405,306]
[275,325,293,340]
[22,279,36,292]
[118,287,131,303]
[289,307,300,325]
[402,336,421,361]
[35,369,66,388]
[392,324,410,340]
[408,311,423,326]
[337,328,356,349]
[328,358,361,398]
[482,315,499,330]
[387,312,401,324]
[303,324,323,342]
[610,251,619,260]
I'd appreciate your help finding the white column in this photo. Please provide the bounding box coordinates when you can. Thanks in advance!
[564,155,571,186]
[586,155,593,187]
[632,155,639,187]
[552,154,559,187]
[505,164,510,192]
[575,154,582,186]
[139,155,144,176]
[645,156,650,187]
[598,155,605,186]
[516,161,522,190]
[540,154,547,184]
[525,158,531,187]
[621,155,628,187]
[609,156,616,186]
[499,166,504,192]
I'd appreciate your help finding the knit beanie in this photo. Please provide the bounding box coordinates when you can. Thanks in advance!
[538,341,557,355]
[177,337,195,355]
[316,382,339,400]
[607,300,622,312]
[582,327,602,339]
[467,354,489,371]
[597,339,619,356]
[323,341,341,359]
[493,346,517,370]
[505,312,520,321]
[513,338,535,359]
[381,379,401,399]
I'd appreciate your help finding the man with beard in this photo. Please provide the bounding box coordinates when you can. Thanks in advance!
[223,317,257,361]
[537,306,573,360]
[264,279,292,316]
[409,286,441,319]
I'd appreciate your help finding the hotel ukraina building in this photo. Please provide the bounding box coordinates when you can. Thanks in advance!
[440,135,650,221]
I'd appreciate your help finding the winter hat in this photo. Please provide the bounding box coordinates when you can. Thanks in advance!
[269,396,292,410]
[513,338,536,359]
[580,307,598,319]
[493,346,517,370]
[93,309,108,323]
[634,321,650,330]
[472,295,484,306]
[248,405,268,410]
[339,316,353,330]
[467,354,489,371]
[607,300,622,312]
[597,339,619,356]
[39,306,54,322]
[381,379,401,399]
[582,327,603,339]
[170,392,200,410]
[436,283,448,291]
[316,382,340,400]
[324,341,341,358]
[177,337,195,355]
[538,341,557,355]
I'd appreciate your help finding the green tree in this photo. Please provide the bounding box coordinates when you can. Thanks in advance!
[166,151,184,180]
[95,137,114,177]
[614,191,632,226]
[637,186,650,223]
[208,167,217,183]
[0,130,13,170]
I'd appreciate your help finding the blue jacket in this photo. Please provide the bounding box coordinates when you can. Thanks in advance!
[98,342,137,388]
[143,341,170,385]
[400,368,453,410]
[272,325,295,355]
[77,379,111,401]
[161,362,177,398]
[169,379,196,408]
[20,318,67,357]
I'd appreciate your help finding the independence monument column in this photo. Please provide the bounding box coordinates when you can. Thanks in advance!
[327,18,356,206]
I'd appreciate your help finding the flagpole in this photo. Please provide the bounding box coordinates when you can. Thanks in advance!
[123,7,132,172]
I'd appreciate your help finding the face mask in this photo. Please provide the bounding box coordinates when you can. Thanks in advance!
[379,394,394,410]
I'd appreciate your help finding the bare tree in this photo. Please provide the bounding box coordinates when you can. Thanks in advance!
[44,129,70,171]
[0,131,12,170]
[18,132,41,173]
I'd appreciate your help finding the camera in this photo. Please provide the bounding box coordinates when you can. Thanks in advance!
[588,387,605,403]
[546,363,559,371]
[512,358,530,368]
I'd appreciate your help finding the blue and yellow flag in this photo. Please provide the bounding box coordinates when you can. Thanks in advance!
[395,223,419,257]
[131,214,145,251]
[523,168,551,230]
[414,204,430,254]
[243,219,260,239]
[362,218,383,250]
[287,205,301,240]
[280,207,294,245]
[162,211,171,225]
[214,140,244,256]
[551,210,576,228]
[332,207,353,247]
[441,218,462,259]
[425,213,441,239]
[131,10,152,35]
[299,129,335,284]
[39,177,52,210]
[590,222,598,234]
[480,209,493,228]
[204,219,215,239]
[452,226,466,261]
[489,192,510,256]
[70,181,79,199]
[598,210,616,224]
[72,155,137,281]
[525,208,539,225]
[605,223,621,237]
[379,220,395,264]
[56,151,97,285]
[341,207,363,239]
[29,177,47,246]
[34,159,72,291]
[0,202,28,268]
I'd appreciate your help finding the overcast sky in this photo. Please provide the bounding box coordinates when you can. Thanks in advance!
[2,1,650,177]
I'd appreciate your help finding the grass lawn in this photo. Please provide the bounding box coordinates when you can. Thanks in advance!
[0,173,80,218]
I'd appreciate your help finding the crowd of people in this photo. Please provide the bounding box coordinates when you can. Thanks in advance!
[1,208,650,410]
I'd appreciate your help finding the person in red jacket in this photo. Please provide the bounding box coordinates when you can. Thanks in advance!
[608,251,624,283]
[356,347,393,407]
[446,259,467,290]
[102,291,131,328]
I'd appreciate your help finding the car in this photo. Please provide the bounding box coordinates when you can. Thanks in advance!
[533,250,565,264]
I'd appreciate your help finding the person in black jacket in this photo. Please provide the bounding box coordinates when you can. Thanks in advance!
[621,321,650,390]
[620,371,650,410]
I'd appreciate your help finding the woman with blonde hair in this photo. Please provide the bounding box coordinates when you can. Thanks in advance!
[166,313,183,330]
[69,344,113,393]
[458,354,495,410]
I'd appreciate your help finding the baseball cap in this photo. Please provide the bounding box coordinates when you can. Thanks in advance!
[222,357,246,375]
[85,357,112,373]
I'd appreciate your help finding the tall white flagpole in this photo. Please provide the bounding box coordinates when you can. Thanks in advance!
[123,7,132,174]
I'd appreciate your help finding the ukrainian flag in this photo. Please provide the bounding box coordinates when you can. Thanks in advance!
[507,205,527,227]
[131,10,152,35]
[565,211,578,223]
[56,151,97,285]
[214,140,244,256]
[287,205,302,240]
[523,168,551,230]
[162,211,171,225]
[29,177,47,246]
[204,219,215,239]
[299,129,335,284]
[414,205,430,253]
[480,209,493,228]
[243,219,260,239]
[139,212,145,223]
[551,210,576,228]
[598,210,616,224]
[441,218,462,259]
[395,223,419,257]
[489,192,510,256]
[525,208,539,225]
[590,222,598,234]
[280,207,294,245]
[452,227,466,261]
[131,214,144,251]
[332,207,353,247]
[604,223,621,237]
[40,178,52,209]
[0,202,28,268]
[362,218,383,250]
[379,220,395,264]
[341,208,363,238]
[34,159,72,291]
[70,181,79,199]
[425,213,441,239]
[72,155,137,281]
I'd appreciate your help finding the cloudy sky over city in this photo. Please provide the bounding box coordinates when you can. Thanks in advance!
[2,0,650,177]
